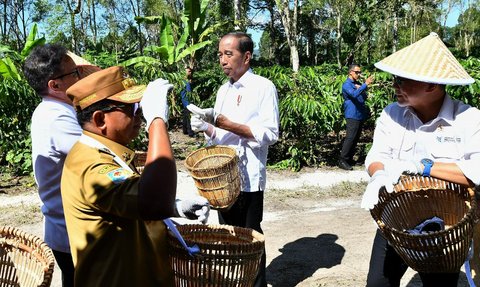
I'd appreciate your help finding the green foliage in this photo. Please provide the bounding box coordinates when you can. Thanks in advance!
[447,58,480,108]
[2,39,480,175]
[1,24,45,80]
[254,62,480,170]
[0,79,38,175]
[130,0,216,69]
[0,24,45,175]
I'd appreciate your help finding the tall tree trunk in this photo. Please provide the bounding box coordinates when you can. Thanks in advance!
[266,0,280,64]
[275,0,300,72]
[441,0,458,37]
[392,9,398,52]
[1,0,6,40]
[66,0,81,52]
[234,0,243,30]
[128,0,143,52]
[336,10,342,68]
[90,0,97,45]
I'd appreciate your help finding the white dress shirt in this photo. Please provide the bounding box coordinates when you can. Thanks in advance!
[365,94,480,185]
[31,98,82,252]
[207,69,279,192]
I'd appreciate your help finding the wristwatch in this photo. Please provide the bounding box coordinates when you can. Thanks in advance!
[421,158,434,177]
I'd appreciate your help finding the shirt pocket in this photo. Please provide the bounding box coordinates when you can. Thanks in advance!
[429,133,463,161]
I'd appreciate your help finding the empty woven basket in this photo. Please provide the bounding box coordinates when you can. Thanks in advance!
[370,175,477,273]
[168,224,264,287]
[133,151,147,174]
[185,146,240,210]
[0,226,55,287]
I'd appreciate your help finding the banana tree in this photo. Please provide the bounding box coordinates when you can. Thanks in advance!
[0,23,46,80]
[126,0,217,69]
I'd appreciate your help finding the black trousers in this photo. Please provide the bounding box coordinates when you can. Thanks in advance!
[366,229,459,287]
[340,118,363,162]
[52,250,75,287]
[182,108,194,136]
[218,191,267,287]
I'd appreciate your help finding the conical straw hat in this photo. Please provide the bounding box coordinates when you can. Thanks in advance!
[374,32,474,85]
[67,51,101,78]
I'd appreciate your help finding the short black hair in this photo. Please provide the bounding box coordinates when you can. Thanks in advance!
[223,32,253,54]
[23,44,68,96]
[348,64,360,72]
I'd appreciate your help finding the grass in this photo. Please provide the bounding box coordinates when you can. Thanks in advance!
[267,180,367,200]
[0,203,41,226]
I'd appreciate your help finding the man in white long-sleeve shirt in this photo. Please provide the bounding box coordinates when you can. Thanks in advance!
[362,32,480,287]
[24,44,85,287]
[189,32,279,287]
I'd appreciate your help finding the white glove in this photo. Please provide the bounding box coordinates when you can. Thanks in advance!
[140,78,173,130]
[361,170,394,210]
[190,114,209,133]
[175,196,210,224]
[187,104,216,124]
[384,159,423,185]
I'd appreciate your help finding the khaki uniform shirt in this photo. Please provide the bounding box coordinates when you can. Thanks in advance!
[61,131,173,287]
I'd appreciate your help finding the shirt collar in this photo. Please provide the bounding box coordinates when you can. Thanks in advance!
[403,94,455,125]
[435,94,456,124]
[83,130,136,165]
[228,68,253,88]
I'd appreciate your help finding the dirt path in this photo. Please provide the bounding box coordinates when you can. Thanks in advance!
[1,166,472,287]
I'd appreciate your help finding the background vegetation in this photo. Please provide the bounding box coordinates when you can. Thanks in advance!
[1,0,480,175]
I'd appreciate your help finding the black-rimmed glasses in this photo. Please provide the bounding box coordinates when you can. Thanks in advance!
[352,71,362,75]
[52,68,80,80]
[100,103,142,117]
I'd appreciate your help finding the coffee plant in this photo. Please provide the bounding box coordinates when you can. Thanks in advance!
[1,55,479,174]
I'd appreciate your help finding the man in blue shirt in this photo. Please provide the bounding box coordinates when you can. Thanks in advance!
[180,67,195,137]
[338,64,374,170]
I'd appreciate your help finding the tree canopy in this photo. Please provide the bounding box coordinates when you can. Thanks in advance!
[1,0,479,70]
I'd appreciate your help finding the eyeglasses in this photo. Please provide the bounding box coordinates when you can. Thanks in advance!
[393,76,406,86]
[100,103,142,117]
[352,71,362,75]
[52,68,80,80]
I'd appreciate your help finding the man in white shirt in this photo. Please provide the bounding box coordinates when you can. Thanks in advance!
[189,32,279,287]
[361,32,480,287]
[23,44,99,287]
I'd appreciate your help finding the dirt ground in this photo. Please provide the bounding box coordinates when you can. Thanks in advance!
[0,131,473,287]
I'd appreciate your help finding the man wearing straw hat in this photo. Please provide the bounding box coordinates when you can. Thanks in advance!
[187,31,279,287]
[23,44,101,287]
[361,32,480,286]
[61,66,210,287]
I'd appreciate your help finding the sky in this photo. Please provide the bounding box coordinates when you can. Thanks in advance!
[446,6,461,27]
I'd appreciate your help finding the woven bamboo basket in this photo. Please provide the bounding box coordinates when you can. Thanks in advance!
[185,146,240,211]
[134,151,147,174]
[370,175,477,273]
[167,224,264,287]
[0,226,55,287]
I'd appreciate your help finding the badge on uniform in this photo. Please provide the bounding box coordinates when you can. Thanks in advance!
[106,168,132,184]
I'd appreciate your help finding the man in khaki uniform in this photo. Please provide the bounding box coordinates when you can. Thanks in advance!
[62,66,209,287]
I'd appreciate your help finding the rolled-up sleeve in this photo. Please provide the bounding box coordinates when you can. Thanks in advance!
[248,83,279,148]
[456,120,480,185]
[365,109,394,169]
